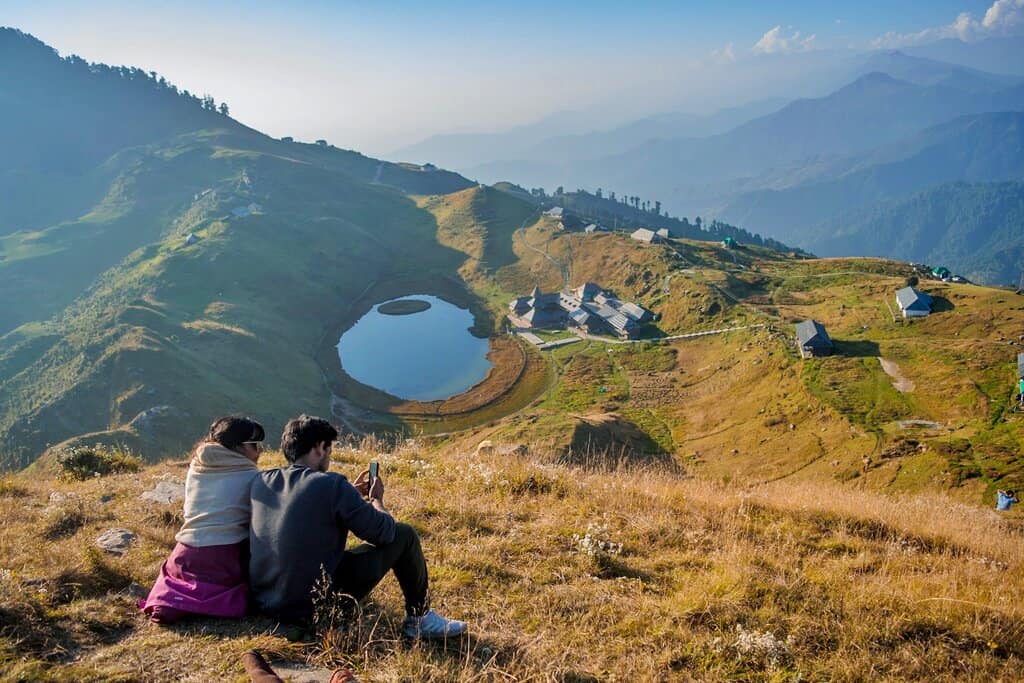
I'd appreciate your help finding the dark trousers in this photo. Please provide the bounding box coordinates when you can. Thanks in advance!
[332,522,429,617]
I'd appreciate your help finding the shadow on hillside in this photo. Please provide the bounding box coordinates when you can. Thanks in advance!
[638,324,667,340]
[930,295,955,313]
[560,414,679,472]
[833,339,880,358]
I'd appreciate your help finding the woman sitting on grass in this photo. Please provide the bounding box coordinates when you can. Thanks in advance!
[139,415,265,624]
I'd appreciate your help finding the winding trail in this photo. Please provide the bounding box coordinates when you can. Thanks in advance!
[516,216,570,288]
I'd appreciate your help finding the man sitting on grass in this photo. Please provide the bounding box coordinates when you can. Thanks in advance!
[248,415,466,640]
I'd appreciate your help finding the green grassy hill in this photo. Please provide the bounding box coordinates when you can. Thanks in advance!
[0,128,478,468]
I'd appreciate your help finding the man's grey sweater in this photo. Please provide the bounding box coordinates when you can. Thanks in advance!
[249,464,396,620]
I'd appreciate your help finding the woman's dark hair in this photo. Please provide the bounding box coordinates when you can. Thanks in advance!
[281,415,338,462]
[207,415,265,451]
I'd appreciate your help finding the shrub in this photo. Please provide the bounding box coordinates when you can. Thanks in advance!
[56,445,141,481]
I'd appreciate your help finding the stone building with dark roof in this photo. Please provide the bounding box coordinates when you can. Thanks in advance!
[508,282,652,339]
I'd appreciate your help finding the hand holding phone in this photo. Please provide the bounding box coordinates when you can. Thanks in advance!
[367,461,387,504]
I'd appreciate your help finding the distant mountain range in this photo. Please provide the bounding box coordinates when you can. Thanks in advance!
[716,111,1024,259]
[390,98,788,171]
[391,42,1024,285]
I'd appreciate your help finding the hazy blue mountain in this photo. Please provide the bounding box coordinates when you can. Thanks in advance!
[513,98,788,164]
[905,36,1024,77]
[389,99,785,173]
[717,111,1024,240]
[715,112,1024,281]
[472,68,1024,210]
[852,50,1021,92]
[385,110,591,170]
[817,181,1024,285]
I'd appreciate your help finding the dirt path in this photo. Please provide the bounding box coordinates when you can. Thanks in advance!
[878,357,915,393]
[517,221,570,288]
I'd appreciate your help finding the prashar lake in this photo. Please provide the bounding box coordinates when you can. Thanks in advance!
[336,295,493,401]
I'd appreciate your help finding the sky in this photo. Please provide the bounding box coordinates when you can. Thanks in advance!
[2,0,1021,154]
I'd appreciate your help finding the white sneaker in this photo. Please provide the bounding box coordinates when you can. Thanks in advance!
[402,609,467,640]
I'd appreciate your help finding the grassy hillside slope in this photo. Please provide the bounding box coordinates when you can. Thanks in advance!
[0,129,476,469]
[425,221,1024,501]
[1,442,1021,681]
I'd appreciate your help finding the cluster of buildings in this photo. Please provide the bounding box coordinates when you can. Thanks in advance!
[910,263,970,284]
[508,283,653,339]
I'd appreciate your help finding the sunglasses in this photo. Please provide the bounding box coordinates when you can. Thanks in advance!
[243,441,265,452]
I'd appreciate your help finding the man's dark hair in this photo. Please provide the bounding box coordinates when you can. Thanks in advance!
[280,414,338,462]
[207,415,264,451]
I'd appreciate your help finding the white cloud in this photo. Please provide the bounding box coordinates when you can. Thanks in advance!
[709,41,736,64]
[871,1,1024,49]
[983,0,1024,29]
[752,26,817,55]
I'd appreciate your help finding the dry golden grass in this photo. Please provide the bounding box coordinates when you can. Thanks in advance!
[1,438,1021,682]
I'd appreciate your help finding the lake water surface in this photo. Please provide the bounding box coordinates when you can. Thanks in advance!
[337,295,493,401]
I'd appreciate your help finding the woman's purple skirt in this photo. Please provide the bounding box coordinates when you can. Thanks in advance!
[139,541,248,623]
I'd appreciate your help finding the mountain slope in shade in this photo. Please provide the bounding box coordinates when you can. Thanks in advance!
[814,181,1024,285]
[0,26,473,336]
[715,111,1024,278]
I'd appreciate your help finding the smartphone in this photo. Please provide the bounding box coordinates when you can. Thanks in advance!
[368,461,379,490]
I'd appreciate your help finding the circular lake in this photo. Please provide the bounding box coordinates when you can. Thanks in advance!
[337,295,493,402]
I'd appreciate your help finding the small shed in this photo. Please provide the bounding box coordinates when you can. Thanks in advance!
[656,228,671,240]
[722,236,737,249]
[183,233,199,246]
[544,207,564,218]
[895,287,933,318]
[630,228,659,244]
[932,266,951,280]
[795,320,833,358]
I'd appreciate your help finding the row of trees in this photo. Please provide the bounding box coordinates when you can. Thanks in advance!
[535,186,795,252]
[56,43,231,116]
[531,186,665,219]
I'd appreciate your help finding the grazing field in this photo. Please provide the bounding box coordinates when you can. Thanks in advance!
[1,441,1021,681]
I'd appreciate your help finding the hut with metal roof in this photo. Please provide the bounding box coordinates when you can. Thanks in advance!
[795,320,833,358]
[895,287,933,318]
[630,228,660,244]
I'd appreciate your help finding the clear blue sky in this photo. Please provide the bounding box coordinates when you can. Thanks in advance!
[0,0,1012,152]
